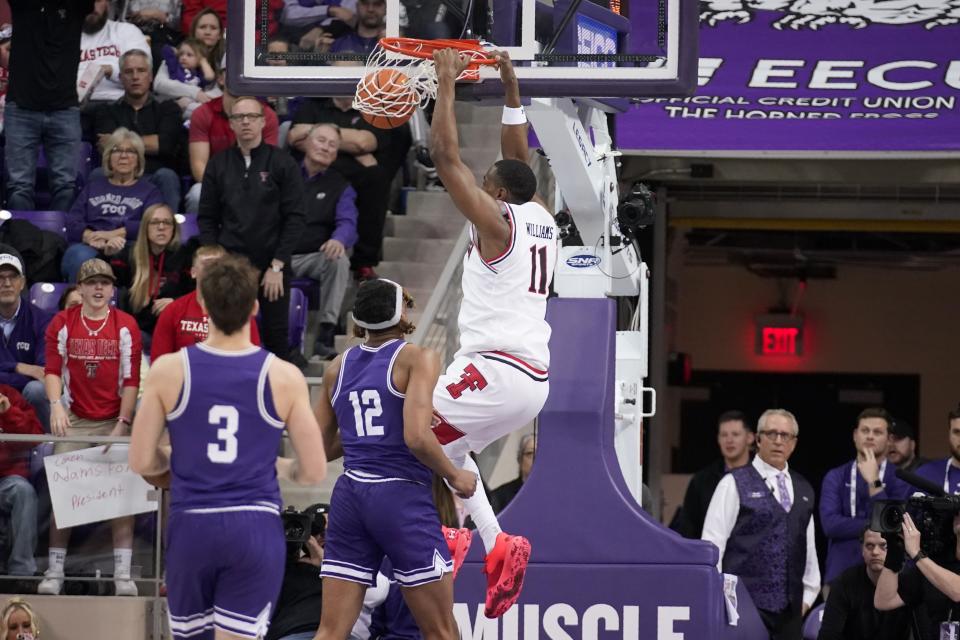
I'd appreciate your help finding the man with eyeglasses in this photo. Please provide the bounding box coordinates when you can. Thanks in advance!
[702,408,819,640]
[820,408,912,590]
[185,60,280,213]
[198,96,306,363]
[0,249,53,432]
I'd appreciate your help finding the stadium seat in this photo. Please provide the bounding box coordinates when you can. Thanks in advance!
[125,218,141,240]
[291,277,320,310]
[176,213,200,242]
[30,282,70,314]
[2,210,68,238]
[802,603,825,640]
[288,287,307,353]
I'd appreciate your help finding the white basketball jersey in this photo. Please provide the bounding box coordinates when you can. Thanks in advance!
[456,200,559,369]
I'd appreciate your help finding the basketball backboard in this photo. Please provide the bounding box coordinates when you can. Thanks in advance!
[227,0,698,98]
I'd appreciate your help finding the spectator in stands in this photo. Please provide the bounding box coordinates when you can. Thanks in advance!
[62,128,164,283]
[77,0,151,109]
[181,1,226,36]
[104,204,192,346]
[58,286,82,311]
[288,88,392,280]
[0,251,51,432]
[330,0,384,54]
[154,38,220,121]
[1,597,40,638]
[818,526,909,640]
[821,408,912,587]
[486,434,535,515]
[150,244,261,360]
[4,0,89,212]
[673,410,754,539]
[0,385,43,592]
[702,409,819,640]
[887,418,927,473]
[186,62,281,213]
[292,124,358,360]
[186,8,224,73]
[93,49,184,209]
[118,0,182,33]
[913,406,960,495]
[280,0,355,52]
[40,258,141,597]
[197,97,306,360]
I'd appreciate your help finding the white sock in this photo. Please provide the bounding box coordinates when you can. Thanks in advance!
[456,456,502,554]
[48,547,66,574]
[114,548,133,579]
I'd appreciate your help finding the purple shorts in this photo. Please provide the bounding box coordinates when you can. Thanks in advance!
[166,509,285,640]
[321,474,452,588]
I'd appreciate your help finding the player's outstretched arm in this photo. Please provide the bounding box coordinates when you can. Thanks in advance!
[402,346,477,498]
[271,360,327,485]
[129,353,179,476]
[313,357,344,462]
[430,49,511,250]
[496,52,528,164]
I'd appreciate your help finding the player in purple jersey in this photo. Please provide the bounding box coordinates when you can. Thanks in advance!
[311,279,477,640]
[130,255,328,640]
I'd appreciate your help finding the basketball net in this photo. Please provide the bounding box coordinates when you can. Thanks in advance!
[353,39,494,118]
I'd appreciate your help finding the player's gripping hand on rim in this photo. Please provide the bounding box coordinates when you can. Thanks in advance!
[432,49,472,83]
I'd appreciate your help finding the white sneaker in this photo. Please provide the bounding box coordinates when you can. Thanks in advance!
[37,570,64,595]
[114,578,138,596]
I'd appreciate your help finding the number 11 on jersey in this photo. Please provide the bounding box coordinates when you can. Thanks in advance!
[529,245,548,295]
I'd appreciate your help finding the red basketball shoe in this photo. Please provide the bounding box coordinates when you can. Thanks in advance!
[483,532,531,618]
[443,526,473,579]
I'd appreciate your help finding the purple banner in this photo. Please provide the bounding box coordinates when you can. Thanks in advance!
[616,8,960,154]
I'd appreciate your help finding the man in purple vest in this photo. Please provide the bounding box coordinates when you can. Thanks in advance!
[820,408,912,588]
[702,408,820,640]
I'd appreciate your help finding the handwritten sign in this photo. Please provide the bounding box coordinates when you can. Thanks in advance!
[44,445,157,529]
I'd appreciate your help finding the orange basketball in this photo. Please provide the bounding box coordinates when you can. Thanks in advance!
[357,69,417,129]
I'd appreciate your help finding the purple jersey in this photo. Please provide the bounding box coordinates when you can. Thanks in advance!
[331,339,431,485]
[166,344,285,514]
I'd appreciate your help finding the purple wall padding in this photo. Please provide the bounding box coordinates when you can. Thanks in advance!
[453,298,767,638]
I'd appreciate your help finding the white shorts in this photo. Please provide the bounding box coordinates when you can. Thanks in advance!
[432,351,549,461]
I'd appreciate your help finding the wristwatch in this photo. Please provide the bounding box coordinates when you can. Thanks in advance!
[911,549,927,562]
[270,263,282,273]
[872,479,884,489]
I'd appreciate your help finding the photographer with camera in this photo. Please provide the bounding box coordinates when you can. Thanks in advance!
[875,512,960,640]
[267,504,328,640]
[818,526,910,640]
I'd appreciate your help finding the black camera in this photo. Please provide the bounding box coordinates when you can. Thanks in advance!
[282,503,328,560]
[872,496,960,559]
[616,183,655,240]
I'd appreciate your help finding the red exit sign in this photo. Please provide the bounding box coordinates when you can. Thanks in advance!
[755,315,804,356]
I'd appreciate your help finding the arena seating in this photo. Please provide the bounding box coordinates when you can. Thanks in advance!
[4,210,69,238]
[30,282,70,314]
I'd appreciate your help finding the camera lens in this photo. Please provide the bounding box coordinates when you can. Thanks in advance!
[881,506,904,531]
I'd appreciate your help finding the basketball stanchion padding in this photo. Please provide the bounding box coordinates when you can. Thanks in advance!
[353,38,498,129]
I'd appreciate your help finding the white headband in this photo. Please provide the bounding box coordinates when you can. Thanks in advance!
[353,279,403,331]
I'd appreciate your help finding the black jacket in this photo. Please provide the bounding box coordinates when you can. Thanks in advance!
[197,142,306,270]
[295,169,350,254]
[7,0,93,110]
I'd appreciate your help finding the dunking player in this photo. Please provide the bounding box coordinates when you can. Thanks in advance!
[129,255,328,640]
[312,279,477,640]
[430,49,559,617]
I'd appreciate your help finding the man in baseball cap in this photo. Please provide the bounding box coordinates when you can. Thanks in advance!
[0,246,52,432]
[887,418,927,473]
[76,258,117,284]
